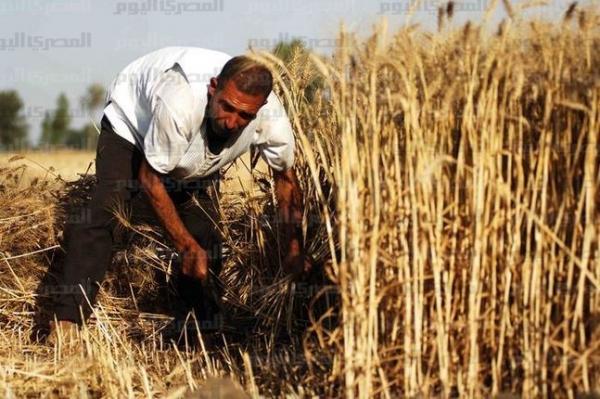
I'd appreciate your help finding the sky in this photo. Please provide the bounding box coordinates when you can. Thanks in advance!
[0,0,578,146]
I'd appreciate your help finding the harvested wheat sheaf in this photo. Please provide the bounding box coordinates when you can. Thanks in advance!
[1,4,600,398]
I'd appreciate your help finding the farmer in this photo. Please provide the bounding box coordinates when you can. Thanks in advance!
[48,46,311,338]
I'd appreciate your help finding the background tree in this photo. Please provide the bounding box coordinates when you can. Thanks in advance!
[40,84,106,150]
[41,111,53,146]
[80,83,106,112]
[50,93,71,146]
[78,83,106,150]
[40,93,72,148]
[0,90,29,150]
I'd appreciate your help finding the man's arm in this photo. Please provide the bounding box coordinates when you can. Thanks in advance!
[273,167,312,276]
[138,158,208,280]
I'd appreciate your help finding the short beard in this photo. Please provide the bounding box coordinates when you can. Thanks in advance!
[205,100,224,139]
[207,117,229,141]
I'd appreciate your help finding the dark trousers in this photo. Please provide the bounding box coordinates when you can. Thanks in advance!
[52,115,223,325]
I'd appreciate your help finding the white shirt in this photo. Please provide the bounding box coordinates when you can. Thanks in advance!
[103,46,295,180]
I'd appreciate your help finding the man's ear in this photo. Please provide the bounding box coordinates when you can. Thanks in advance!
[208,77,218,97]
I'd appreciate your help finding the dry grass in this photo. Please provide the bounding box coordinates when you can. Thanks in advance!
[0,3,599,397]
[0,150,96,183]
[0,150,269,195]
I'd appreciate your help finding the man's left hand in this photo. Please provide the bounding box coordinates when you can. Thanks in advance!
[283,250,313,279]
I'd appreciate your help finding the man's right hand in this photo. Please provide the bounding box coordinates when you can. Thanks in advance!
[179,242,209,281]
[139,158,209,282]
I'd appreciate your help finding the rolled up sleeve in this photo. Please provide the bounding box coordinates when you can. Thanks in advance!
[255,92,296,172]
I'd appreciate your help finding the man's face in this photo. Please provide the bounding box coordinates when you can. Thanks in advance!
[206,77,266,139]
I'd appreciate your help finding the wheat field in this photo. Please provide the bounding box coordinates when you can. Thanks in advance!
[0,2,599,398]
[0,150,96,182]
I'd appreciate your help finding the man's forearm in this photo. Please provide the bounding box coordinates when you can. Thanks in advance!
[139,159,196,251]
[273,168,304,254]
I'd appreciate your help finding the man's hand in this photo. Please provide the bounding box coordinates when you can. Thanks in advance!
[283,251,313,278]
[139,158,209,281]
[273,167,313,280]
[180,242,209,281]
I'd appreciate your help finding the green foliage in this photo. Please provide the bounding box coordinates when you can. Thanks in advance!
[0,90,29,150]
[80,84,106,113]
[65,123,98,150]
[40,93,71,147]
[40,84,105,149]
[51,93,71,145]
